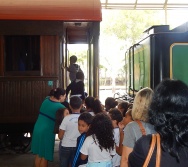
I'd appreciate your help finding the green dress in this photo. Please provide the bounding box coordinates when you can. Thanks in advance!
[31,97,65,161]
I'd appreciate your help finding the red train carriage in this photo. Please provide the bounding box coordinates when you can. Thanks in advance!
[0,0,101,152]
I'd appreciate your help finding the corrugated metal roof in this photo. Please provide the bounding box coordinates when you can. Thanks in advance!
[101,0,188,10]
[0,0,102,21]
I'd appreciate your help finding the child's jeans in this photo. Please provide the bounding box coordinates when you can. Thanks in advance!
[59,146,76,167]
[86,161,112,167]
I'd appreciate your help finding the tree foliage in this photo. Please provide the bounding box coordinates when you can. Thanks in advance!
[101,10,162,44]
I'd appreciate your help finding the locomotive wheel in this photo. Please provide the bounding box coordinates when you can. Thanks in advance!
[0,133,32,153]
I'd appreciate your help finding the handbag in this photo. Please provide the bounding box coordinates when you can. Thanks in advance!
[135,120,146,135]
[143,133,161,167]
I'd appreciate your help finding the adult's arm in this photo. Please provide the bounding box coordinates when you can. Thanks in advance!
[116,122,125,156]
[120,146,133,167]
[120,122,136,167]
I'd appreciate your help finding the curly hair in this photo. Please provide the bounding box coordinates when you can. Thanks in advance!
[132,87,153,122]
[149,79,188,162]
[87,113,114,151]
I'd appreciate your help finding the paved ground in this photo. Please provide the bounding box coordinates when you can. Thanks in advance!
[0,140,60,167]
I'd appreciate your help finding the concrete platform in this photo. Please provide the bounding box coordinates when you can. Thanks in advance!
[0,140,60,167]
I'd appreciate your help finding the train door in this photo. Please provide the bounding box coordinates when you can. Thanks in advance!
[62,22,100,98]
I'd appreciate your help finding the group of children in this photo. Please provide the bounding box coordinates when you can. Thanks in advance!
[32,54,187,167]
[54,94,133,167]
[54,55,134,167]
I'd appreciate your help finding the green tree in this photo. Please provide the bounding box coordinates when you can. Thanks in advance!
[101,10,162,44]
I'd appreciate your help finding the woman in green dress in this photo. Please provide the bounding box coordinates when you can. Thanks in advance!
[31,88,66,167]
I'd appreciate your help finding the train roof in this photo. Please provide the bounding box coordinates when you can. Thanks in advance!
[143,25,170,34]
[0,0,102,21]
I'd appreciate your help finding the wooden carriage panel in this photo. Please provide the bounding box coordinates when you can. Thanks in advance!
[0,36,4,76]
[40,36,60,77]
[0,21,64,36]
[0,77,58,123]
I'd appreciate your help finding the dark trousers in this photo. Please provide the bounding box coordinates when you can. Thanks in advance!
[59,146,76,167]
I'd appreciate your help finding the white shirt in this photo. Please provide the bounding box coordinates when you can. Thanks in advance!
[59,113,80,147]
[112,128,121,167]
[80,135,116,163]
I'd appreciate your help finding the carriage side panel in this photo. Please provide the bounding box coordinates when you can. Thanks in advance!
[0,34,61,133]
[0,36,4,76]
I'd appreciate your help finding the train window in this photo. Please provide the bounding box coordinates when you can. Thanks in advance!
[5,35,40,75]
